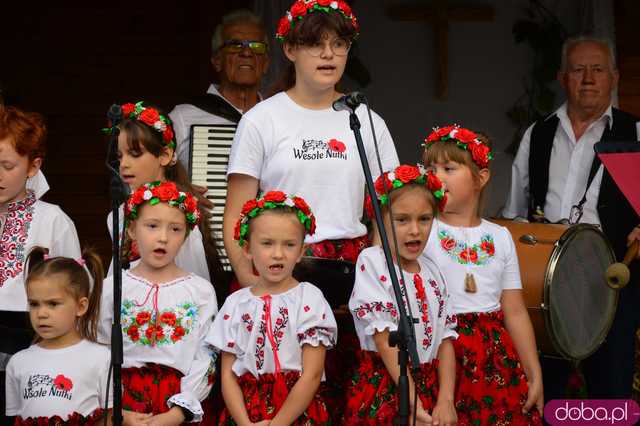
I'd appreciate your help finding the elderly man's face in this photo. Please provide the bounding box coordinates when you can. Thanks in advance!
[558,41,619,114]
[213,22,269,88]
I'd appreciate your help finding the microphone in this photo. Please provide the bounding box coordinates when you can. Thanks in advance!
[332,91,367,112]
[107,103,123,127]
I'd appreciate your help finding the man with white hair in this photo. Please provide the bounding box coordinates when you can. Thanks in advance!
[170,9,270,169]
[504,35,640,399]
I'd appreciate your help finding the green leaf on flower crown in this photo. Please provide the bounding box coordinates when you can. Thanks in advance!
[415,175,426,184]
[380,194,388,205]
[101,127,112,134]
[392,179,403,189]
[264,201,276,209]
[248,208,259,218]
[488,152,494,160]
[149,197,160,206]
[456,141,468,150]
[240,223,249,235]
[186,212,195,223]
[434,189,444,199]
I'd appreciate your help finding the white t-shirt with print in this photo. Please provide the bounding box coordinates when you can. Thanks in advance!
[227,92,399,243]
[5,340,112,419]
[0,192,81,312]
[207,282,337,379]
[98,271,218,422]
[422,218,522,314]
[349,246,458,364]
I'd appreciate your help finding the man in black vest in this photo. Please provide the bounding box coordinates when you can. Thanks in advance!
[170,9,270,171]
[504,35,640,399]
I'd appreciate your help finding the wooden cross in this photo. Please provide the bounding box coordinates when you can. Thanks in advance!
[387,0,495,100]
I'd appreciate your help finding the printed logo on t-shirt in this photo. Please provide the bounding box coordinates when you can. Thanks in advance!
[293,138,348,161]
[23,374,74,401]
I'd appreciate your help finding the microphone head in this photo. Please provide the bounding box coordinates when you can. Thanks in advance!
[332,97,352,112]
[107,103,123,125]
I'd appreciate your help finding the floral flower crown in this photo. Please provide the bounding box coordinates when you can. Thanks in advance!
[276,0,359,42]
[234,191,317,247]
[104,101,176,150]
[366,164,447,216]
[125,181,200,229]
[423,125,493,169]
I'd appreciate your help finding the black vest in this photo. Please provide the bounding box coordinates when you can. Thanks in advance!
[528,107,639,259]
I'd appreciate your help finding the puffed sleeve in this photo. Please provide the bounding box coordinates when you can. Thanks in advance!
[167,284,219,422]
[296,284,337,348]
[4,356,20,415]
[97,276,114,345]
[206,293,244,357]
[349,248,400,337]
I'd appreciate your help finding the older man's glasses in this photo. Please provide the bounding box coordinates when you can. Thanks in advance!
[222,40,267,55]
[302,37,351,57]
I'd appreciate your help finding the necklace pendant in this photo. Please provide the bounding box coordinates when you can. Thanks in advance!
[464,273,477,293]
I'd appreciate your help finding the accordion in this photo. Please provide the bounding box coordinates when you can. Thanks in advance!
[188,124,236,271]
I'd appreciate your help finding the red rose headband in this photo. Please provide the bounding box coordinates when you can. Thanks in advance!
[234,191,317,247]
[423,125,493,169]
[125,181,200,230]
[276,0,359,42]
[104,101,176,150]
[366,164,447,216]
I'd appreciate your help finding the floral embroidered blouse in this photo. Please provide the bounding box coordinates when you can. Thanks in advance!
[349,246,457,364]
[0,191,81,312]
[207,282,337,379]
[98,271,218,422]
[423,218,522,314]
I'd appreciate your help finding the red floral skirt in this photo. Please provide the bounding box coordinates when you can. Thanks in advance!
[218,371,330,425]
[343,350,439,425]
[454,311,542,426]
[304,235,369,263]
[122,364,182,415]
[14,409,105,425]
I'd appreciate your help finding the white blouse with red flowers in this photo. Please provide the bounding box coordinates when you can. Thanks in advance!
[207,282,337,378]
[98,271,218,422]
[423,218,522,315]
[350,246,458,364]
[0,191,81,312]
[106,205,211,282]
[5,339,112,420]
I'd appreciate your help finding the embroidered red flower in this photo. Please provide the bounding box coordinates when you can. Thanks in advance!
[440,237,456,251]
[136,311,151,325]
[53,374,73,391]
[127,325,140,341]
[394,165,420,183]
[155,182,178,202]
[139,108,160,126]
[227,341,235,348]
[379,275,387,282]
[339,240,358,263]
[290,1,308,18]
[145,324,164,341]
[327,138,346,153]
[480,241,495,256]
[304,305,310,312]
[460,248,478,263]
[360,264,365,272]
[171,326,185,342]
[223,314,230,320]
[263,190,287,203]
[122,103,136,117]
[160,312,177,326]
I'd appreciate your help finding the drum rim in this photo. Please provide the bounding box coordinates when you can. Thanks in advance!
[543,223,619,360]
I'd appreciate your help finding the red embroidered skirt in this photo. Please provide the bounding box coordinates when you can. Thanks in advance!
[14,409,105,425]
[304,235,369,263]
[454,311,542,426]
[122,364,182,415]
[343,350,439,425]
[218,371,330,425]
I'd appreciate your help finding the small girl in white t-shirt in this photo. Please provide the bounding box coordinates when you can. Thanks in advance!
[5,247,111,425]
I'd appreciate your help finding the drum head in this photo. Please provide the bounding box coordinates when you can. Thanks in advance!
[545,224,618,360]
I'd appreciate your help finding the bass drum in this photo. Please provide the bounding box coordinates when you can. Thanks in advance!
[495,221,618,360]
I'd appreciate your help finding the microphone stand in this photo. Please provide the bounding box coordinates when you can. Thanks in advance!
[106,105,125,426]
[346,109,421,425]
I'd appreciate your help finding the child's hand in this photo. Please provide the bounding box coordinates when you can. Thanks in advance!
[431,400,457,426]
[122,410,152,426]
[523,377,544,415]
[413,404,433,426]
[146,407,186,426]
